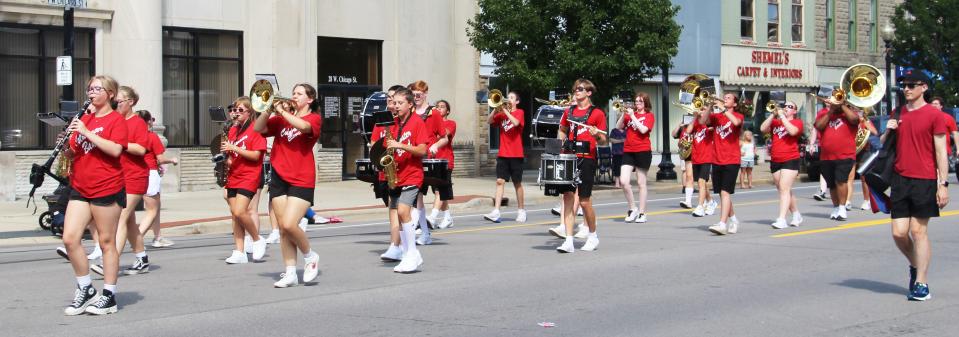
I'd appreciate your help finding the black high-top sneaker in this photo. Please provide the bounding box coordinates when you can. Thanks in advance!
[123,256,150,275]
[84,289,117,315]
[64,284,97,316]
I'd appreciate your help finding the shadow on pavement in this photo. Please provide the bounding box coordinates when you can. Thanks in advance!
[117,291,145,309]
[835,278,907,295]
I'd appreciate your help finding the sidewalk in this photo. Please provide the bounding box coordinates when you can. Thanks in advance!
[0,162,774,246]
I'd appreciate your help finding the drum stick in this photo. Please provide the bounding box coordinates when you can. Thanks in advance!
[567,120,608,134]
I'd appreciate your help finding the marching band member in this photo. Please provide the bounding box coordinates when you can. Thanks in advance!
[484,91,527,223]
[62,75,127,315]
[705,93,744,235]
[673,120,695,209]
[253,83,323,287]
[427,99,457,229]
[616,92,654,223]
[759,101,804,229]
[556,79,607,253]
[929,97,959,180]
[384,88,429,272]
[377,85,405,262]
[813,95,860,221]
[109,86,152,276]
[222,97,268,264]
[848,112,878,211]
[136,110,178,247]
[408,80,442,245]
[685,105,717,217]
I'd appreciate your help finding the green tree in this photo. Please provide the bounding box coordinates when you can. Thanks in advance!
[889,0,959,103]
[467,0,682,103]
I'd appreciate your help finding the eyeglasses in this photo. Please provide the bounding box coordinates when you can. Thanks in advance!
[87,86,105,93]
[413,93,425,98]
[230,108,248,113]
[784,105,796,109]
[116,99,133,105]
[574,86,588,93]
[901,82,923,89]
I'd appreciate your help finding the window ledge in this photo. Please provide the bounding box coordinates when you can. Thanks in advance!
[740,39,757,45]
[767,42,783,48]
[791,42,807,48]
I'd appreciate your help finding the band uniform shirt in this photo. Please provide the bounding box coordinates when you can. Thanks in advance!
[120,115,151,181]
[769,118,804,162]
[417,107,445,147]
[559,106,607,159]
[435,119,457,169]
[690,120,715,165]
[69,111,128,198]
[226,124,267,192]
[391,115,430,187]
[623,110,655,153]
[493,108,525,158]
[942,112,957,153]
[144,132,164,170]
[816,108,857,161]
[708,111,744,165]
[371,124,388,182]
[264,113,323,188]
[894,104,948,180]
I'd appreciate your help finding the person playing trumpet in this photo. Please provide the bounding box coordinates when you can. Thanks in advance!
[484,91,527,223]
[615,92,654,223]
[813,93,860,221]
[221,97,268,264]
[760,101,804,229]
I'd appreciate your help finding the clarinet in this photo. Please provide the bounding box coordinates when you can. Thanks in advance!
[27,100,92,210]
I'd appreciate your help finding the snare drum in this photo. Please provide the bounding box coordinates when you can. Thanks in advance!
[355,159,378,183]
[539,154,578,185]
[422,159,450,187]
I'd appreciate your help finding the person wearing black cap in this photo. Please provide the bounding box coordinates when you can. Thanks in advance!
[881,70,949,301]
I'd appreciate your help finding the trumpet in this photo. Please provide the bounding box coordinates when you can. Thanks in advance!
[488,89,512,112]
[250,79,295,114]
[766,101,778,113]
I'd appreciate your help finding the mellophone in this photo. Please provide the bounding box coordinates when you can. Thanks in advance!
[355,158,451,187]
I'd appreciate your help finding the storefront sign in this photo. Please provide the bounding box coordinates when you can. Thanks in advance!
[720,45,817,87]
[325,75,358,84]
[47,0,87,9]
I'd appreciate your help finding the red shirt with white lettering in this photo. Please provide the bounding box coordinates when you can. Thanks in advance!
[690,120,715,165]
[708,111,745,165]
[895,104,948,179]
[623,110,655,153]
[769,118,804,162]
[560,106,607,159]
[493,108,525,158]
[264,113,323,188]
[69,111,128,198]
[417,107,445,146]
[392,114,431,187]
[226,124,267,192]
[144,132,164,170]
[434,119,457,169]
[816,108,857,160]
[121,115,150,180]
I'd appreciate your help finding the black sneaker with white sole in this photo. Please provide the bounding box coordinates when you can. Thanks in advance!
[123,256,150,275]
[84,289,117,315]
[64,285,97,316]
[90,263,104,276]
[56,247,70,261]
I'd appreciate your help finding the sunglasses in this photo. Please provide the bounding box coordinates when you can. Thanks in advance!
[901,82,923,89]
[784,105,796,109]
[230,108,248,113]
[575,86,589,93]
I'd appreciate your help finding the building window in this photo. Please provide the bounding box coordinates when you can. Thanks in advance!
[0,24,95,150]
[826,0,836,49]
[741,0,754,40]
[791,0,803,43]
[767,0,780,43]
[847,0,857,51]
[869,0,878,52]
[161,27,243,147]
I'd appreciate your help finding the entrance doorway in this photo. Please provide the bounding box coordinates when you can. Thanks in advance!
[317,85,380,179]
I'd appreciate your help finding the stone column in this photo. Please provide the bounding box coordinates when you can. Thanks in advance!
[106,0,164,140]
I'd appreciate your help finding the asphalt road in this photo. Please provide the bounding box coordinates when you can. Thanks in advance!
[1,182,958,336]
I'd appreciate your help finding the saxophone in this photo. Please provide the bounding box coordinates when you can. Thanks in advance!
[212,115,237,187]
[379,127,399,189]
[854,115,871,154]
[678,134,693,160]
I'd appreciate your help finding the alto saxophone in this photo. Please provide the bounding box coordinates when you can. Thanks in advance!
[212,115,237,187]
[379,128,399,189]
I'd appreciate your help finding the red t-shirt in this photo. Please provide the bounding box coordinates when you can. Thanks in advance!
[895,104,949,179]
[709,111,745,165]
[417,107,445,146]
[120,115,150,180]
[69,111,128,198]
[816,108,857,160]
[434,119,457,169]
[391,114,431,187]
[690,120,715,165]
[560,106,607,159]
[371,124,388,181]
[623,110,655,153]
[769,118,804,162]
[493,108,525,158]
[942,113,957,151]
[264,113,323,188]
[226,124,267,192]
[144,132,165,170]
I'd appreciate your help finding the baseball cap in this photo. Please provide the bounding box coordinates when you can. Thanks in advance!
[899,70,931,84]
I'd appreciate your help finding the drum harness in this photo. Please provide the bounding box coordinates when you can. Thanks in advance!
[541,105,597,189]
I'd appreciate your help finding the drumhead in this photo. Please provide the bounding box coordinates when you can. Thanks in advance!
[360,91,389,141]
[422,159,449,163]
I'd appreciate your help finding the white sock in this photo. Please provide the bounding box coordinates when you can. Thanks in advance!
[730,215,738,223]
[285,266,296,277]
[103,284,116,293]
[401,221,418,254]
[440,210,450,218]
[429,208,439,218]
[93,244,101,252]
[76,274,92,288]
[684,188,693,203]
[135,251,146,258]
[417,207,431,236]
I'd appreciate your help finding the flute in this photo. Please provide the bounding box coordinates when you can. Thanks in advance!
[567,120,608,134]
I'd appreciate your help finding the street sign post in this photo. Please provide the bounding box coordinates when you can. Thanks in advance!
[56,56,72,86]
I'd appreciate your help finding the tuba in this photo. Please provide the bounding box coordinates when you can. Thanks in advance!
[840,64,885,153]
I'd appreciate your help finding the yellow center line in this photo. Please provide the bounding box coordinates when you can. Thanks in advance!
[434,199,778,236]
[772,210,959,238]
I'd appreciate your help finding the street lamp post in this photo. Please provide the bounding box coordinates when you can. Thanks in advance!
[656,64,677,181]
[881,20,896,114]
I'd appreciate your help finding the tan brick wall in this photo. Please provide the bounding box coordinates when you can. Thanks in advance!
[178,148,220,191]
[315,149,342,183]
[815,0,903,67]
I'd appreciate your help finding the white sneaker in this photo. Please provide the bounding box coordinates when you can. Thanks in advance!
[577,208,584,216]
[574,223,589,239]
[243,235,253,254]
[265,230,280,244]
[708,222,728,235]
[771,218,788,229]
[679,200,693,209]
[550,205,561,216]
[380,245,403,261]
[581,234,599,251]
[727,220,739,234]
[548,224,567,238]
[635,213,647,223]
[416,232,432,245]
[438,213,454,229]
[556,238,575,253]
[251,238,267,261]
[302,251,319,283]
[844,202,852,211]
[273,272,298,288]
[836,206,848,221]
[426,210,439,227]
[790,213,803,226]
[86,246,102,260]
[151,237,174,248]
[483,209,501,223]
[692,205,705,217]
[705,200,718,215]
[516,209,527,223]
[624,208,639,222]
[393,249,423,273]
[298,218,308,232]
[225,250,248,264]
[861,201,871,211]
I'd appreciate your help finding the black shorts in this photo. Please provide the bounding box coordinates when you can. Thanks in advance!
[545,158,597,198]
[227,188,256,199]
[268,170,314,205]
[621,151,652,171]
[820,159,854,188]
[612,154,623,177]
[496,157,524,183]
[373,181,390,207]
[420,181,454,201]
[770,159,801,173]
[693,163,712,182]
[890,173,940,219]
[69,188,126,208]
[711,164,739,194]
